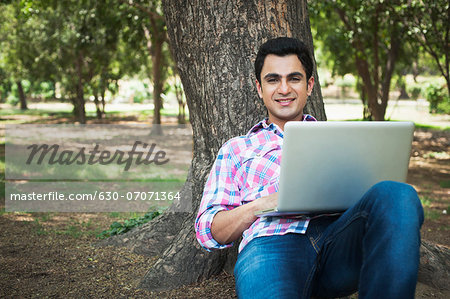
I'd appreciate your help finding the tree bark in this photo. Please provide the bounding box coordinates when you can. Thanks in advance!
[418,240,450,291]
[16,80,28,110]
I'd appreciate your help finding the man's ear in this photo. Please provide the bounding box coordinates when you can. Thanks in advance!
[256,79,263,98]
[306,76,314,96]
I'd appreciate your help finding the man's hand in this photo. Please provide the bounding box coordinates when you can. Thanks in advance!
[254,192,278,213]
[211,192,278,245]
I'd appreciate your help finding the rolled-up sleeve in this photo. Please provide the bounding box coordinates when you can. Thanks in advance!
[195,141,242,251]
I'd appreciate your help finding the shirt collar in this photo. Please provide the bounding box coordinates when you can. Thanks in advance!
[246,114,317,136]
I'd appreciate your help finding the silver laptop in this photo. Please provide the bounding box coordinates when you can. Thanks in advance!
[256,121,415,217]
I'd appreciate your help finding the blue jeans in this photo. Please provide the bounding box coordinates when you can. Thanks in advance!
[234,181,424,299]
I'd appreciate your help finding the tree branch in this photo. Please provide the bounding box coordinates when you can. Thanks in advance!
[118,0,164,21]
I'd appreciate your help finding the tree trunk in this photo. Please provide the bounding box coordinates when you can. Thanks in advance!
[398,85,409,100]
[355,53,384,121]
[74,53,86,124]
[93,93,103,120]
[150,35,164,135]
[17,80,28,110]
[174,75,186,124]
[74,84,86,124]
[151,36,163,126]
[143,19,165,136]
[100,88,106,116]
[121,0,324,291]
[98,73,107,118]
[418,240,450,290]
[379,26,401,119]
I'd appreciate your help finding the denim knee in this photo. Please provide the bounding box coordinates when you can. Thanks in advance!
[367,180,424,226]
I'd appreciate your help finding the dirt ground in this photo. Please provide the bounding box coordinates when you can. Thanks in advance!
[0,113,449,298]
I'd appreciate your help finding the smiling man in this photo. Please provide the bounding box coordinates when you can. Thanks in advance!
[255,52,314,130]
[256,54,314,129]
[195,37,423,299]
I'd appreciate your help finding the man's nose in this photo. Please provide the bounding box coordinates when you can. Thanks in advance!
[278,79,290,94]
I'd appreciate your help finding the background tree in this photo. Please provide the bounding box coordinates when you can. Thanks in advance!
[1,0,180,125]
[0,0,65,107]
[400,0,449,95]
[101,0,326,291]
[9,0,125,123]
[172,71,187,124]
[119,0,171,133]
[310,0,410,120]
[0,1,45,110]
[55,0,123,123]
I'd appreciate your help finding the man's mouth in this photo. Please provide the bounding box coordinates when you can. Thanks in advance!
[275,98,295,106]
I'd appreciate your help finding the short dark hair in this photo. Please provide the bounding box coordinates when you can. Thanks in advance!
[254,37,314,84]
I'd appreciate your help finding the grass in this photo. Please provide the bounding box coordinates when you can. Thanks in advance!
[37,212,53,222]
[0,107,72,116]
[33,218,49,236]
[424,209,442,221]
[0,107,73,120]
[420,196,433,208]
[423,152,450,159]
[29,213,124,238]
[331,118,449,131]
[107,211,149,219]
[16,203,166,239]
[97,210,161,239]
[413,122,450,131]
[420,195,447,221]
[107,211,122,218]
[440,181,450,188]
[1,105,189,128]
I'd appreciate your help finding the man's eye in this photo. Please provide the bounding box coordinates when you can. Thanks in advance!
[267,78,278,83]
[290,77,301,82]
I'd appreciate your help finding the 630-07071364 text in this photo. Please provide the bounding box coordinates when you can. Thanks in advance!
[9,191,181,201]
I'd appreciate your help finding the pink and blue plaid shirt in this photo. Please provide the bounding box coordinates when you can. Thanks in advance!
[195,114,317,252]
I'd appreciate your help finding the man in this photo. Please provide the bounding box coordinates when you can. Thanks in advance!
[195,37,423,299]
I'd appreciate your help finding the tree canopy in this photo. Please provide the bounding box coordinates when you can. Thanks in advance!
[309,0,449,120]
[0,0,174,123]
[0,1,448,120]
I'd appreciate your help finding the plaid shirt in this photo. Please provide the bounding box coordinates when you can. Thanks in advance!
[195,114,317,252]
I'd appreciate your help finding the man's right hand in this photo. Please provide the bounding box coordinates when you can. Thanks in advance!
[254,192,278,213]
[210,193,278,245]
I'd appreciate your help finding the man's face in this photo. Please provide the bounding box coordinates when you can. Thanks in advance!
[256,54,314,130]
